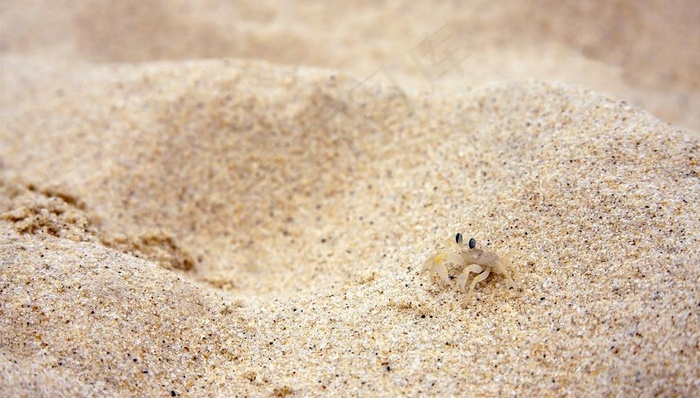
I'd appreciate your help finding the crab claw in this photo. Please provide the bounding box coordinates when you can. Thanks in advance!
[422,250,465,285]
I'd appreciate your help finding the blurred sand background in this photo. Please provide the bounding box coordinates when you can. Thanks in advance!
[1,1,699,396]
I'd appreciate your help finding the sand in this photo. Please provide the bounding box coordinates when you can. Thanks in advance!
[1,1,699,396]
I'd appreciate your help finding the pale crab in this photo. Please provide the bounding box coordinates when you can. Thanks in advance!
[421,233,520,305]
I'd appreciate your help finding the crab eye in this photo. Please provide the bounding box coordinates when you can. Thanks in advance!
[468,238,476,249]
[455,232,463,244]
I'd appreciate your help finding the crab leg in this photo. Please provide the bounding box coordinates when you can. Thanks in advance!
[463,269,491,303]
[457,264,483,291]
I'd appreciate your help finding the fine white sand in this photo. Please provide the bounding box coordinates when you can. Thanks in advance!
[1,1,699,396]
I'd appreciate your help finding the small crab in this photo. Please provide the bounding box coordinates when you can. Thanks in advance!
[422,233,520,305]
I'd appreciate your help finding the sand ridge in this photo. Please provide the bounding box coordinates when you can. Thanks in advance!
[2,59,699,395]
